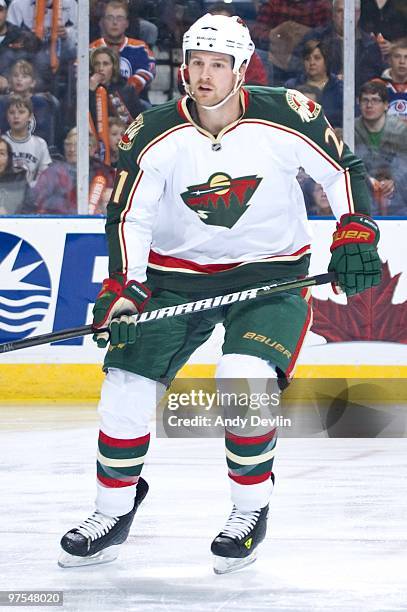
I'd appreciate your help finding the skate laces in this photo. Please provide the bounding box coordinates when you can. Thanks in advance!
[76,511,119,541]
[220,506,261,539]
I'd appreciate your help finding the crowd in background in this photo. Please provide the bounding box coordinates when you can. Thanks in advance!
[0,0,406,216]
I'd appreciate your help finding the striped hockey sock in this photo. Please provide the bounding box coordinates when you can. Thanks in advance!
[97,430,150,489]
[225,428,277,486]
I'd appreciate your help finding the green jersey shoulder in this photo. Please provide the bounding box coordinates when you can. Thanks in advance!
[245,86,348,167]
[244,86,370,215]
[118,98,185,159]
[245,86,322,125]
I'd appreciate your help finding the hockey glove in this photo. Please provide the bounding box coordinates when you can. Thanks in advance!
[328,213,382,296]
[92,273,151,348]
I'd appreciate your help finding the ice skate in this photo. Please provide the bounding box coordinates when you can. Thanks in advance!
[58,477,148,568]
[211,504,269,574]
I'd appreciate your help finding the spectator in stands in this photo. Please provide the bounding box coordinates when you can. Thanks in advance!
[0,59,61,152]
[89,46,142,130]
[91,0,158,47]
[291,0,384,93]
[360,0,407,57]
[32,127,115,214]
[265,20,311,85]
[108,116,126,168]
[251,0,332,51]
[3,96,51,186]
[355,81,407,215]
[7,0,77,46]
[301,177,333,216]
[295,83,321,103]
[31,127,77,214]
[91,0,156,105]
[127,0,158,47]
[285,40,343,127]
[0,135,33,214]
[88,130,116,214]
[6,0,78,78]
[375,38,407,122]
[91,0,103,40]
[208,2,268,85]
[159,0,202,47]
[5,0,77,97]
[0,0,41,92]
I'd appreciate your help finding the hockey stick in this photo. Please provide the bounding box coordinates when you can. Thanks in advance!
[0,272,336,354]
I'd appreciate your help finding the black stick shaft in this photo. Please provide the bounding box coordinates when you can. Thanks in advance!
[0,272,336,354]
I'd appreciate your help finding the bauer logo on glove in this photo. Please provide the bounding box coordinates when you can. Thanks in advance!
[328,213,382,297]
[333,229,372,243]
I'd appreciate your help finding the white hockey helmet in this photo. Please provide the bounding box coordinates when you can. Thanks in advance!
[182,13,255,74]
[181,14,255,110]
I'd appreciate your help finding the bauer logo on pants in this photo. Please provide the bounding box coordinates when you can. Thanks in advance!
[0,231,51,343]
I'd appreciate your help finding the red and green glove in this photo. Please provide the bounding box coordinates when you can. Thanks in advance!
[328,213,382,296]
[92,273,151,348]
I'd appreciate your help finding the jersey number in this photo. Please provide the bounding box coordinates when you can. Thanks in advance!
[112,170,129,204]
[324,127,344,159]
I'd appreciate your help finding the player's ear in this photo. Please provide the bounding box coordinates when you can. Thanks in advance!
[239,61,247,81]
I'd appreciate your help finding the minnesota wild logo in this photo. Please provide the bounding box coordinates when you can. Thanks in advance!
[119,114,144,151]
[181,172,262,228]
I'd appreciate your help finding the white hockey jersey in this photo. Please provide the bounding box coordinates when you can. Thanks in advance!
[107,87,371,291]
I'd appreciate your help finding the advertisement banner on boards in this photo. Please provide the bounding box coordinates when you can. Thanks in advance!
[0,218,406,366]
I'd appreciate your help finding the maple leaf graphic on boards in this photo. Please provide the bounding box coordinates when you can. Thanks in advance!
[311,262,407,343]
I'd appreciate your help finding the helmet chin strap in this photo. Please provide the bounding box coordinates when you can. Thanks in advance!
[181,65,243,111]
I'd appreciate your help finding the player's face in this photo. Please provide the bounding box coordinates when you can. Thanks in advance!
[188,51,236,107]
[0,141,9,174]
[102,7,128,39]
[304,48,327,80]
[10,68,35,94]
[93,53,114,84]
[7,105,31,131]
[359,94,388,121]
[390,48,407,82]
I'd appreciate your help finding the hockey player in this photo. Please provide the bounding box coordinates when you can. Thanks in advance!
[59,14,381,573]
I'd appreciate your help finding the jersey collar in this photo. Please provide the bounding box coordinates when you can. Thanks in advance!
[100,36,127,51]
[177,88,250,146]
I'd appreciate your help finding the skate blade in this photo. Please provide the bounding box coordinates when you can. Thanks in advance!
[58,545,120,568]
[213,551,257,575]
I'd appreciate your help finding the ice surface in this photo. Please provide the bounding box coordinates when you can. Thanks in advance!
[1,406,406,612]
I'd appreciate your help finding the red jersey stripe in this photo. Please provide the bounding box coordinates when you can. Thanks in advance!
[148,245,311,274]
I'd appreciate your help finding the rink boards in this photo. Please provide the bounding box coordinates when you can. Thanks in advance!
[0,217,406,402]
